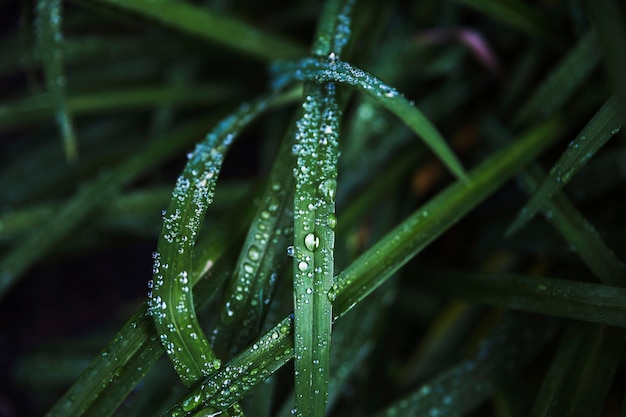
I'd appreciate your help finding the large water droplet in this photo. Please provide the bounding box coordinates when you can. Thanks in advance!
[304,233,320,251]
[247,245,261,262]
[318,179,337,201]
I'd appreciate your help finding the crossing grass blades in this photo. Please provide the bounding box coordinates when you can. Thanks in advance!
[1,0,625,416]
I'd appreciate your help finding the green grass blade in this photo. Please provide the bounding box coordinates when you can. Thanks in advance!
[506,98,623,236]
[271,57,469,182]
[514,30,602,124]
[532,323,626,417]
[151,95,280,386]
[292,83,339,417]
[212,134,294,358]
[163,316,295,416]
[332,117,563,319]
[374,313,556,417]
[80,0,306,61]
[455,0,550,40]
[0,84,240,129]
[518,166,626,287]
[433,272,626,327]
[35,0,78,160]
[586,0,626,123]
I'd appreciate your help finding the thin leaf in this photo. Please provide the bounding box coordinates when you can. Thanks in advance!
[211,130,295,359]
[518,165,626,287]
[514,30,602,125]
[532,323,626,417]
[0,84,239,129]
[586,0,626,123]
[433,271,626,327]
[292,83,340,417]
[80,0,306,61]
[271,57,469,182]
[455,0,550,41]
[506,98,623,236]
[332,117,562,319]
[35,0,78,160]
[374,313,556,417]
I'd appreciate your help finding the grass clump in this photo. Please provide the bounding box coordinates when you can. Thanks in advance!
[0,0,625,416]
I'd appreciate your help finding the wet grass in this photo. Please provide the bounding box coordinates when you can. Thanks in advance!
[1,0,625,416]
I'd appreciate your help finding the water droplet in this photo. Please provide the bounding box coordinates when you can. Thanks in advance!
[318,179,337,201]
[287,246,294,257]
[298,261,309,271]
[304,233,320,251]
[243,262,254,274]
[611,127,621,135]
[247,245,261,262]
[327,285,337,302]
[327,213,337,229]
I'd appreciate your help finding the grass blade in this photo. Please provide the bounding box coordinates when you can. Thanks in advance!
[292,83,339,417]
[532,323,626,417]
[332,117,562,318]
[506,98,623,236]
[518,166,626,287]
[432,272,626,327]
[514,30,602,124]
[586,0,626,123]
[150,95,280,386]
[211,132,295,358]
[35,0,78,160]
[374,313,556,417]
[0,84,240,129]
[80,0,306,61]
[455,0,550,41]
[271,57,469,182]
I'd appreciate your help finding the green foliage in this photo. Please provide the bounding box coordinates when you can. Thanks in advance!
[1,0,625,417]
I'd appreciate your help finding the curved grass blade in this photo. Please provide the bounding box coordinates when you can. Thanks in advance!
[150,95,280,386]
[292,83,340,417]
[81,0,305,61]
[514,30,602,125]
[165,117,564,415]
[45,191,259,417]
[506,98,623,237]
[532,323,626,417]
[35,0,78,160]
[374,313,556,417]
[270,57,469,182]
[432,271,626,327]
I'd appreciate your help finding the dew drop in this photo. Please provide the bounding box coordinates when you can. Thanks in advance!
[304,233,320,251]
[298,261,309,271]
[287,246,295,257]
[327,213,337,229]
[247,245,261,262]
[318,179,337,201]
